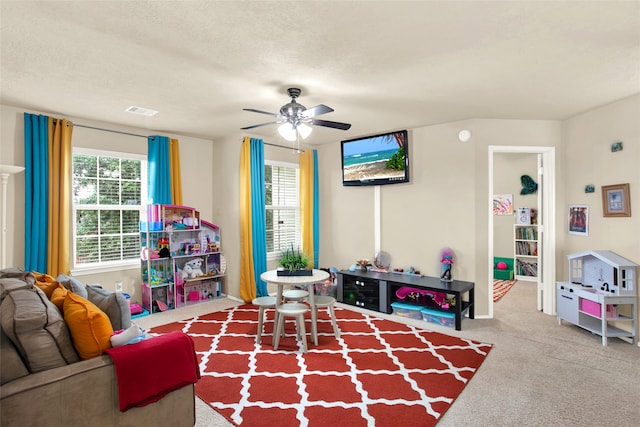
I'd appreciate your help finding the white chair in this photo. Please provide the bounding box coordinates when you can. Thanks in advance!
[252,296,276,345]
[282,288,309,302]
[310,295,340,345]
[273,302,310,353]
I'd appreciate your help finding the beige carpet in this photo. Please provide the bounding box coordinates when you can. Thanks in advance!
[136,282,640,426]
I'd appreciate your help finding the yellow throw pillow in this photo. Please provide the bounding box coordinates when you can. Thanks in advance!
[34,272,59,298]
[50,284,68,312]
[63,292,113,360]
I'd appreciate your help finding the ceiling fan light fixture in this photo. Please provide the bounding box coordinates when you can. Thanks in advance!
[297,123,312,139]
[278,122,296,141]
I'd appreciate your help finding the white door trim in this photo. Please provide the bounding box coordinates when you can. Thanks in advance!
[488,146,556,316]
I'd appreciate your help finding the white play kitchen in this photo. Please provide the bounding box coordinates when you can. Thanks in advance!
[557,250,637,346]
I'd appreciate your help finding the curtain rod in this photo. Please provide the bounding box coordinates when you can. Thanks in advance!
[263,141,305,153]
[54,119,304,150]
[71,123,148,139]
[51,118,149,138]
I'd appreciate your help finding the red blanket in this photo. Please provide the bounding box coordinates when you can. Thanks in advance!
[105,331,200,411]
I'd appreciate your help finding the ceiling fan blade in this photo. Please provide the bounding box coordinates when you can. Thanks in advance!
[243,108,280,117]
[310,119,352,131]
[302,104,334,118]
[241,121,278,130]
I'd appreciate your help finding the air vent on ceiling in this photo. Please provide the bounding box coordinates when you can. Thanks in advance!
[125,106,158,117]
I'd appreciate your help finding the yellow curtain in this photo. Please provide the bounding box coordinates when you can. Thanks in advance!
[169,138,183,205]
[299,150,314,267]
[239,137,257,302]
[47,118,73,276]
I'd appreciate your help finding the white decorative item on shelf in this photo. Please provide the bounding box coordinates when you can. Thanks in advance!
[219,255,227,274]
[516,207,531,225]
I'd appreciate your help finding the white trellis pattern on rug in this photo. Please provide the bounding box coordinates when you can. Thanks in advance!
[150,304,492,427]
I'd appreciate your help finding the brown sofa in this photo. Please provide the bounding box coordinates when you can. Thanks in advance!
[0,355,195,426]
[0,270,195,426]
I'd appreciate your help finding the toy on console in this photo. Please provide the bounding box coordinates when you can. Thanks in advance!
[396,286,450,310]
[440,247,455,282]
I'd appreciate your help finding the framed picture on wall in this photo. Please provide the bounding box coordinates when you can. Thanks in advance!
[568,205,589,236]
[601,183,631,217]
[493,194,513,215]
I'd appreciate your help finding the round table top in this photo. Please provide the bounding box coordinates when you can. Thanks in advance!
[261,269,329,285]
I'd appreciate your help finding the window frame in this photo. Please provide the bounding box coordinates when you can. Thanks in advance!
[265,160,300,261]
[71,147,147,275]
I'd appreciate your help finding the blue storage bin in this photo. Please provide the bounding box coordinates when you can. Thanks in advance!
[391,302,423,320]
[421,307,455,328]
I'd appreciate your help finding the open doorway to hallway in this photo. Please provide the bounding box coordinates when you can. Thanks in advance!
[488,146,556,318]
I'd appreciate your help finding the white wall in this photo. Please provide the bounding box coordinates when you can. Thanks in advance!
[560,94,640,274]
[0,104,215,301]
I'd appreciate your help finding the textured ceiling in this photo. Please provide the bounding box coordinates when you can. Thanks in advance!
[1,1,639,145]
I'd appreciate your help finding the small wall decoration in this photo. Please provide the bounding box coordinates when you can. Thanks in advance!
[568,205,589,236]
[585,184,595,193]
[520,175,538,195]
[610,141,623,152]
[493,194,513,215]
[602,183,631,217]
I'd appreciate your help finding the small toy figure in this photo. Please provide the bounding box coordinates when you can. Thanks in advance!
[440,247,455,282]
[157,237,169,249]
[181,258,204,280]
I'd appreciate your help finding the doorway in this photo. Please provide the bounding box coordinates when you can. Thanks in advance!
[488,146,556,317]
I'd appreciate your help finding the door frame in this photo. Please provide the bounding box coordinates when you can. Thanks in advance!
[488,146,556,316]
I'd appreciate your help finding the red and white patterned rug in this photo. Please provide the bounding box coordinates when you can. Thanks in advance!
[150,304,492,426]
[493,279,517,302]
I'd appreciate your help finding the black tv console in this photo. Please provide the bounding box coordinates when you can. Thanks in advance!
[337,270,475,331]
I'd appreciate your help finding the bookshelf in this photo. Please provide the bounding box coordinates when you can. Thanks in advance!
[514,224,539,281]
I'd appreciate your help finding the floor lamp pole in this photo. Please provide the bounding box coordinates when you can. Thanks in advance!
[0,165,25,269]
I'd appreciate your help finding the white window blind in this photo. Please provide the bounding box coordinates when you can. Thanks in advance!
[265,161,300,258]
[72,148,147,271]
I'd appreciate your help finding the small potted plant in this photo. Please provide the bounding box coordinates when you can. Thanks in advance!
[277,244,312,276]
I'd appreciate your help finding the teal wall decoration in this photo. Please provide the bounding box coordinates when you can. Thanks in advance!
[611,141,623,152]
[520,175,538,195]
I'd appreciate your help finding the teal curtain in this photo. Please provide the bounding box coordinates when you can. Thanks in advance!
[250,138,268,296]
[312,150,320,268]
[23,113,49,272]
[147,136,172,205]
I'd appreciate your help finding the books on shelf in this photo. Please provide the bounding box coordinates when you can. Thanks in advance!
[515,226,537,240]
[516,259,538,277]
[515,241,537,256]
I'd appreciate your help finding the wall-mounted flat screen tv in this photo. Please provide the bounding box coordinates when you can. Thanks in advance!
[341,130,409,186]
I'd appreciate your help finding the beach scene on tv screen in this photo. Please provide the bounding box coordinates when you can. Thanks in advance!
[343,132,407,182]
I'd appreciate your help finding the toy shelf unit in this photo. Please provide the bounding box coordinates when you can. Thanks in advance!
[337,270,474,331]
[514,224,539,281]
[140,204,225,314]
[557,250,637,346]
